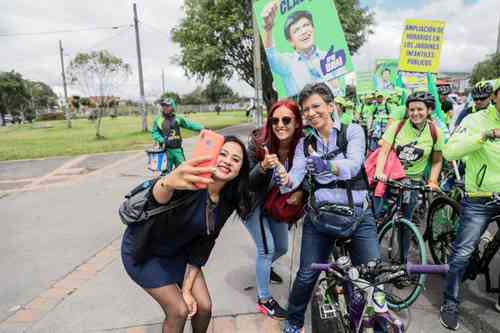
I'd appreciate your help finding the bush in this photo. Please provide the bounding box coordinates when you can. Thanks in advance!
[37,112,65,121]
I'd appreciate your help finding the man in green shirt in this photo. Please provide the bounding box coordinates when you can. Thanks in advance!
[151,97,204,173]
[440,79,500,331]
[367,91,391,151]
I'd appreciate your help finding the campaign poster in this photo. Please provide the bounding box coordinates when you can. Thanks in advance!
[254,0,354,98]
[400,71,429,92]
[356,71,374,95]
[399,19,446,73]
[373,59,399,91]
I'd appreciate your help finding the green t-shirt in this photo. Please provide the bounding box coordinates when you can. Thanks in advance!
[341,108,354,125]
[382,120,444,179]
[388,104,406,121]
[360,104,375,125]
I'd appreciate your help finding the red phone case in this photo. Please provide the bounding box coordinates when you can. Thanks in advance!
[192,130,224,189]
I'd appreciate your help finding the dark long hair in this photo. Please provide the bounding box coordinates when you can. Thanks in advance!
[255,100,303,168]
[220,135,251,219]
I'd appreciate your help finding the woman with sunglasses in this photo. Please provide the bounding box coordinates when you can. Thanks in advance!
[245,99,304,319]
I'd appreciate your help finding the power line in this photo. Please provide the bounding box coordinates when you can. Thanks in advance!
[0,25,132,37]
[139,21,170,39]
[66,26,134,55]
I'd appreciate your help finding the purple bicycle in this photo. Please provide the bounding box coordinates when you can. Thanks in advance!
[310,256,448,332]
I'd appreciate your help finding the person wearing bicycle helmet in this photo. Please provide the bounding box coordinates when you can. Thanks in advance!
[454,81,493,127]
[151,97,204,173]
[440,79,500,331]
[373,91,444,248]
[438,84,454,125]
[274,83,380,333]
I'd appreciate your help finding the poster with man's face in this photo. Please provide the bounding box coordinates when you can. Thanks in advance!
[254,0,354,98]
[373,59,399,92]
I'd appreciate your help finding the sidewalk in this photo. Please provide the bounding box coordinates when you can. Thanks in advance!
[0,123,296,333]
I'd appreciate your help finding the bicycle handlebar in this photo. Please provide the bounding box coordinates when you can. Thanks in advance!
[311,262,449,276]
[381,179,433,193]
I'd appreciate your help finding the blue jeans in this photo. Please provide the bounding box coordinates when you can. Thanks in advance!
[443,198,500,305]
[287,207,380,328]
[243,205,289,300]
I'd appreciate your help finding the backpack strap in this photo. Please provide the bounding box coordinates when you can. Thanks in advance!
[428,120,438,146]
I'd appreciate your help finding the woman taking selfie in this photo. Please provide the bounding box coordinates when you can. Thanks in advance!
[245,100,304,319]
[121,136,251,333]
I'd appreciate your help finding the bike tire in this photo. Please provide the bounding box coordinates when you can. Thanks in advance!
[378,218,428,310]
[426,196,460,264]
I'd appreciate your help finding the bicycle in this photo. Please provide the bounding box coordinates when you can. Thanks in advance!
[376,179,431,310]
[310,256,449,332]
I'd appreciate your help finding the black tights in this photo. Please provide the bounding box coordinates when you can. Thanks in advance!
[145,273,212,333]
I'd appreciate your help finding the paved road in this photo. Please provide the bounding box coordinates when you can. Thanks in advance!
[1,122,500,332]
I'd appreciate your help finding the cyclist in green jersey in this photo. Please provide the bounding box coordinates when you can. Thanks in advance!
[440,79,500,331]
[151,98,204,172]
[367,91,391,151]
[455,81,493,127]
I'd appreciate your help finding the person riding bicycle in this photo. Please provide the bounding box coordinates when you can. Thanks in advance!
[274,83,380,333]
[438,84,454,126]
[454,81,493,127]
[367,91,391,151]
[373,91,444,259]
[151,97,204,173]
[439,79,500,331]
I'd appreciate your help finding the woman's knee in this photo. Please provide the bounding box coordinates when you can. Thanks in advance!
[196,298,213,317]
[168,303,190,321]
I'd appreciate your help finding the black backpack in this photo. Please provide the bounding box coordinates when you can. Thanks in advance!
[303,123,368,192]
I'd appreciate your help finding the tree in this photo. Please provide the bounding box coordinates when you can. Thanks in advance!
[172,0,374,107]
[470,53,500,85]
[203,78,235,104]
[67,50,131,138]
[27,81,58,112]
[182,86,206,105]
[0,71,30,126]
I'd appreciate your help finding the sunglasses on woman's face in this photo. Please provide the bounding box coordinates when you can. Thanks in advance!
[271,116,292,126]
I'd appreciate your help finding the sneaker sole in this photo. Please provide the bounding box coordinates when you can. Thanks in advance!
[439,317,459,331]
[256,304,288,320]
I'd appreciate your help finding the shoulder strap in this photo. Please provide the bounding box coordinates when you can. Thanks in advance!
[303,133,316,158]
[428,120,438,146]
[337,123,349,155]
[391,119,406,147]
[142,192,198,221]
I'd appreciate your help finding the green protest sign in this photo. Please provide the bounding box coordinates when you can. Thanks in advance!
[356,71,374,95]
[373,59,399,92]
[254,0,354,98]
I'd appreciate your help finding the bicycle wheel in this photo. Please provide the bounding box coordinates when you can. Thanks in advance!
[378,218,427,310]
[426,196,460,264]
[311,279,350,333]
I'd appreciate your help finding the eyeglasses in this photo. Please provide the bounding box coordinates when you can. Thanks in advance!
[473,97,489,102]
[271,116,292,126]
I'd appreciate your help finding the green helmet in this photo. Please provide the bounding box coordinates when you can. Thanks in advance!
[160,97,176,109]
[472,81,493,99]
[335,96,347,107]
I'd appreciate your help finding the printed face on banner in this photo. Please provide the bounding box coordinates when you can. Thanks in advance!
[373,59,399,92]
[254,0,354,98]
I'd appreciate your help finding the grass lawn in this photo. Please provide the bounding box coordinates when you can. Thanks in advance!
[0,111,249,161]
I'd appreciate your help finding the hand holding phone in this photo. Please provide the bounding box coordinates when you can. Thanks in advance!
[192,130,224,189]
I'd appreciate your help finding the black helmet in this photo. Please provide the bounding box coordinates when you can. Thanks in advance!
[471,81,493,99]
[405,91,435,110]
[437,85,451,95]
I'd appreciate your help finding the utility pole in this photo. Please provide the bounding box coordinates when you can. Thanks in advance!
[496,16,500,53]
[133,2,147,132]
[162,69,166,94]
[59,40,71,128]
[251,0,264,128]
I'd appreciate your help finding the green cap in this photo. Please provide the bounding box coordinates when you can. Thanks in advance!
[335,96,347,107]
[160,97,176,109]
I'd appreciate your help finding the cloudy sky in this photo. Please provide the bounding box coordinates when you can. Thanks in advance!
[1,0,498,101]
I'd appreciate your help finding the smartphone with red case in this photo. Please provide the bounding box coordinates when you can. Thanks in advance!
[192,130,224,189]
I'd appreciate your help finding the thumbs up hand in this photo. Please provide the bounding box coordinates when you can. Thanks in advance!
[260,145,278,171]
[306,145,329,175]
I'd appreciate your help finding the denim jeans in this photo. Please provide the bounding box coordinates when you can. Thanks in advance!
[373,187,418,260]
[243,205,289,300]
[287,207,380,328]
[443,198,500,305]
